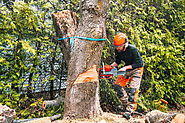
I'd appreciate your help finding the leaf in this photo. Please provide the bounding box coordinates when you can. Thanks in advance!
[21,41,36,55]
[0,57,5,62]
[23,84,29,88]
[0,95,4,101]
[49,75,55,80]
[30,102,37,107]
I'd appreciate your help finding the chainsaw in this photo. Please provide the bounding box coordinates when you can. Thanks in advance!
[99,62,126,79]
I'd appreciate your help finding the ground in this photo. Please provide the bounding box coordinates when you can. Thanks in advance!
[52,112,145,123]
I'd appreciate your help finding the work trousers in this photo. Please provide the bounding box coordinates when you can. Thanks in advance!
[114,67,143,113]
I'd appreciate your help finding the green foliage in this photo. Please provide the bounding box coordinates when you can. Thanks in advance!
[103,0,185,111]
[0,0,71,119]
[99,78,121,112]
[0,0,184,119]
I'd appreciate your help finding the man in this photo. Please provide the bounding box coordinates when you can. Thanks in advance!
[111,32,144,119]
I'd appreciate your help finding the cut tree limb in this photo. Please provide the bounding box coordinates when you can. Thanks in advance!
[0,104,16,123]
[42,96,64,109]
[145,110,185,123]
[13,114,61,123]
[171,114,185,123]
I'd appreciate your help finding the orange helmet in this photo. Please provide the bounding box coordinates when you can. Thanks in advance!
[113,33,128,46]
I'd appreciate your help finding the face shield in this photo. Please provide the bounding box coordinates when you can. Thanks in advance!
[115,42,128,52]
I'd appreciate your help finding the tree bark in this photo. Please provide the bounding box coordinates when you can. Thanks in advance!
[42,96,64,109]
[145,110,185,123]
[52,0,109,119]
[52,10,77,66]
[0,104,16,123]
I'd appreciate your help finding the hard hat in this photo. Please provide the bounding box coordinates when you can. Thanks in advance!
[113,33,128,46]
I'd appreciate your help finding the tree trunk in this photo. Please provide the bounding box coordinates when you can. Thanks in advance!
[52,0,109,119]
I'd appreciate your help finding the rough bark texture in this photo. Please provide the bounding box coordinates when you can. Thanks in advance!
[53,0,109,119]
[42,96,64,109]
[145,110,185,123]
[64,0,109,119]
[52,10,77,66]
[0,104,16,123]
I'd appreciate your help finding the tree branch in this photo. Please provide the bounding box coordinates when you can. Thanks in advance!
[52,10,77,66]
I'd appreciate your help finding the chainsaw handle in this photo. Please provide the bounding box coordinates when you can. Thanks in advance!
[160,99,168,104]
[158,99,168,110]
[117,71,126,76]
[99,68,112,77]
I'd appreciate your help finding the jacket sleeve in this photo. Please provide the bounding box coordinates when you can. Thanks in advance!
[131,48,144,69]
[115,49,121,65]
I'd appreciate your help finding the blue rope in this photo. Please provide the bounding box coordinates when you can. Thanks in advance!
[58,37,106,52]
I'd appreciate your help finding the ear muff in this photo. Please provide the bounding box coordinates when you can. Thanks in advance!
[125,38,128,43]
[116,32,120,35]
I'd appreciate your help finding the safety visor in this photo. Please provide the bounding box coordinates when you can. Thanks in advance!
[115,43,125,49]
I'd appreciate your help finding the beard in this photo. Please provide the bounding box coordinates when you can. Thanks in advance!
[117,49,122,52]
[117,45,125,52]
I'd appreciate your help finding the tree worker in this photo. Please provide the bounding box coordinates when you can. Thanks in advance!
[111,32,144,119]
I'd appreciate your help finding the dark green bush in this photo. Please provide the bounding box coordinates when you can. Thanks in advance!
[103,0,185,111]
[0,0,184,119]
